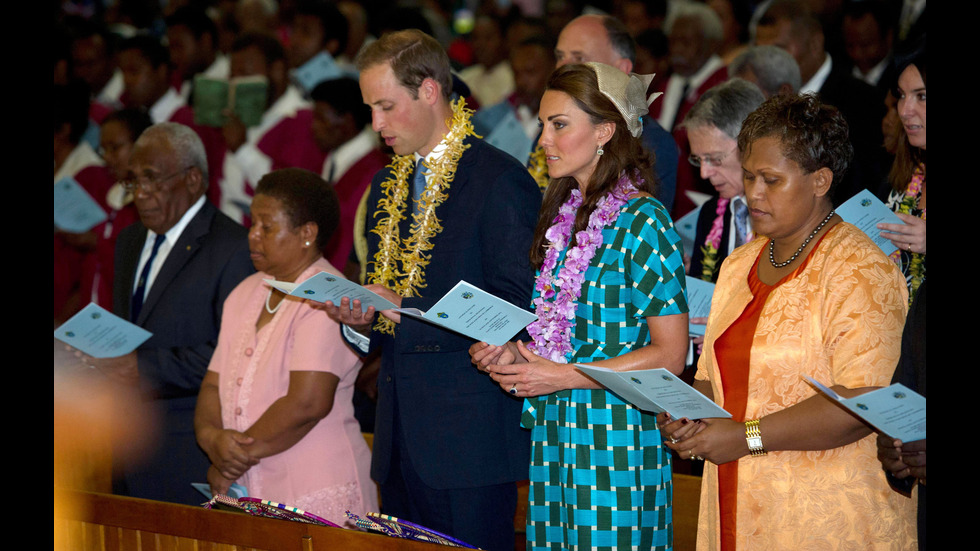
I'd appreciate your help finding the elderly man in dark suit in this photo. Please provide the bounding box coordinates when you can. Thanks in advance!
[325,29,539,551]
[87,122,253,505]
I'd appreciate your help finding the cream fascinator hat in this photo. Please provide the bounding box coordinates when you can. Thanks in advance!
[583,62,661,138]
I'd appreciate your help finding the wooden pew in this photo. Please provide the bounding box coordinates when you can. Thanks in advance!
[672,473,703,551]
[55,488,455,551]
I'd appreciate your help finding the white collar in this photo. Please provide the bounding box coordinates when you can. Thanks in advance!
[658,55,725,129]
[801,54,833,95]
[55,141,104,183]
[150,87,186,123]
[684,55,725,91]
[96,70,124,108]
[414,138,448,170]
[851,55,891,87]
[179,54,231,101]
[324,127,379,181]
[250,85,309,139]
[203,54,230,79]
[268,85,308,120]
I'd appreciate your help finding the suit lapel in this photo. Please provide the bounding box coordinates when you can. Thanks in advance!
[136,202,216,325]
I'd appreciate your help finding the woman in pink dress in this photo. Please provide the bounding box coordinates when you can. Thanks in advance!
[195,168,377,525]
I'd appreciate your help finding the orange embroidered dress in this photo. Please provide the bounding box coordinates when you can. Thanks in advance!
[694,223,917,550]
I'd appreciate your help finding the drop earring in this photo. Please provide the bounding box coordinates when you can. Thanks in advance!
[597,144,604,156]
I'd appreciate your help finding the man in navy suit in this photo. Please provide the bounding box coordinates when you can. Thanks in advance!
[87,122,253,505]
[326,29,538,551]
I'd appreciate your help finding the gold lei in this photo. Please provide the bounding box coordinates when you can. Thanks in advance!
[368,98,476,335]
[527,144,550,192]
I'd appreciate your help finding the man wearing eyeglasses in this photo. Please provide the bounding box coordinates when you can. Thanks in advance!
[83,122,253,505]
[674,79,766,386]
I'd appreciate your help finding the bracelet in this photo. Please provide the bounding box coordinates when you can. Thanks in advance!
[745,419,767,456]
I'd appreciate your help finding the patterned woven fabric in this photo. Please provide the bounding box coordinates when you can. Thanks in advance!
[523,197,688,551]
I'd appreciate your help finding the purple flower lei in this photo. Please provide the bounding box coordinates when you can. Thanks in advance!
[527,174,637,362]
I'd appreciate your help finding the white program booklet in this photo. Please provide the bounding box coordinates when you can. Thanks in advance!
[266,272,399,312]
[576,365,731,420]
[268,276,536,346]
[806,376,926,442]
[396,281,537,346]
[53,302,152,358]
[836,189,905,256]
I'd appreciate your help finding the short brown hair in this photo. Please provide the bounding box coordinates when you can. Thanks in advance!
[355,29,452,100]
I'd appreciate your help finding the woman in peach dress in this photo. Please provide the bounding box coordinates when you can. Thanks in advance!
[660,94,917,550]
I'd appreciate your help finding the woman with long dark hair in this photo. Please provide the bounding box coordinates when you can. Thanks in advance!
[471,62,689,551]
[879,40,926,303]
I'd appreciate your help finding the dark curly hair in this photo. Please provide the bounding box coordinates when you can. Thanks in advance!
[255,168,340,250]
[737,92,853,199]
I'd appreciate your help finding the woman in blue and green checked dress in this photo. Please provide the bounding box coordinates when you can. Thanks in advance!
[471,62,689,551]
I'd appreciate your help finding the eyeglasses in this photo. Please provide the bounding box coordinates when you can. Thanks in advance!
[122,167,193,193]
[688,146,738,168]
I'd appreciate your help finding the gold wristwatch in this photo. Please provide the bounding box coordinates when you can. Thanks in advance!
[745,419,767,456]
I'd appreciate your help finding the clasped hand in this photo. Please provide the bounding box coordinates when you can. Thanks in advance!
[469,340,566,398]
[657,412,747,465]
[201,427,259,481]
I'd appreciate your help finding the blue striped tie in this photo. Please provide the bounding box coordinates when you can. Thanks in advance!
[131,233,166,320]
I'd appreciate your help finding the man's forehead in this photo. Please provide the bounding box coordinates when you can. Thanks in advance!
[131,136,174,169]
[557,18,617,63]
[359,62,405,101]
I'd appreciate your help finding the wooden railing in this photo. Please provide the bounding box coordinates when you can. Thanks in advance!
[55,475,700,551]
[55,408,701,551]
[54,489,454,551]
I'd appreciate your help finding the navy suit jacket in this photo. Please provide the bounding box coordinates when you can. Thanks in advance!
[113,199,253,504]
[364,138,539,490]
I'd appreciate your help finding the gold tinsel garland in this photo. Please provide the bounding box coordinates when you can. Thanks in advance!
[367,98,476,335]
[527,145,550,192]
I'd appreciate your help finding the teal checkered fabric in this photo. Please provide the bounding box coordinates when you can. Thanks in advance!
[523,197,688,551]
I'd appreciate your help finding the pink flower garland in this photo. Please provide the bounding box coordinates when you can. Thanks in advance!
[699,197,729,282]
[527,175,637,362]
